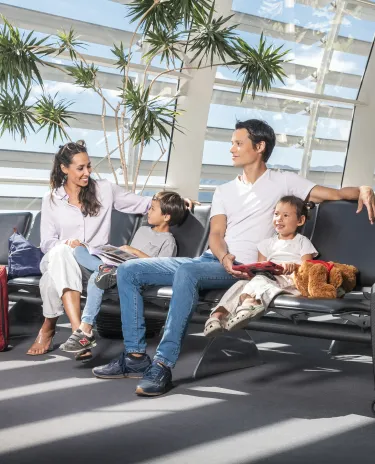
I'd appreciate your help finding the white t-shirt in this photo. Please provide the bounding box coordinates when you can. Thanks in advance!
[258,233,318,265]
[210,169,315,263]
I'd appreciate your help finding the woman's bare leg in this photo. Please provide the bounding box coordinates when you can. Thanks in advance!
[27,317,58,355]
[61,289,81,332]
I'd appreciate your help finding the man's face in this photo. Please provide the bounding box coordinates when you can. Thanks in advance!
[230,129,264,168]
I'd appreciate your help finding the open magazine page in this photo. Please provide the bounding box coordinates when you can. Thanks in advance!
[86,244,138,267]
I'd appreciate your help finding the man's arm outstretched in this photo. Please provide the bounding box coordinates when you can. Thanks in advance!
[308,185,375,224]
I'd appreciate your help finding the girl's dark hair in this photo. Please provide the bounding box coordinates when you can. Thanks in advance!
[50,140,101,217]
[277,195,315,231]
[152,191,187,227]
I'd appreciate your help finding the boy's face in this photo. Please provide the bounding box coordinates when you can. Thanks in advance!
[147,199,170,226]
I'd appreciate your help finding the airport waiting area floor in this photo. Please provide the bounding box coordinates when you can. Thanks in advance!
[1,317,375,464]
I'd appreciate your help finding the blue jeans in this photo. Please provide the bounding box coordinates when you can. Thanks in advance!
[74,246,104,325]
[116,251,238,368]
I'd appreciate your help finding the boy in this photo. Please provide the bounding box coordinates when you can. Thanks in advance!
[59,191,186,355]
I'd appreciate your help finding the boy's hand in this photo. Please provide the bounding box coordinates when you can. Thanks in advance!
[281,262,295,275]
[120,245,137,254]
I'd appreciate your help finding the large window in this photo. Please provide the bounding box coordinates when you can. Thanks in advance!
[0,0,177,209]
[200,0,375,201]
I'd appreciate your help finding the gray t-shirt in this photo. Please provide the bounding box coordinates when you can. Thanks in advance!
[130,226,177,258]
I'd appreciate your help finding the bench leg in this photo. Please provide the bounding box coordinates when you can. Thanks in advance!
[192,330,263,379]
[328,339,371,357]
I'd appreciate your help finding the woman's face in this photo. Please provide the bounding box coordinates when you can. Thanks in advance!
[61,152,92,188]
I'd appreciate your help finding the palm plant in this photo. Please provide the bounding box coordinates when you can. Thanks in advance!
[0,0,289,193]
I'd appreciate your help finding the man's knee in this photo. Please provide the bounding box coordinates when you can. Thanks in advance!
[117,259,145,285]
[175,262,198,283]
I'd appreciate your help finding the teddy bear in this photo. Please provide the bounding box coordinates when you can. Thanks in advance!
[293,260,358,299]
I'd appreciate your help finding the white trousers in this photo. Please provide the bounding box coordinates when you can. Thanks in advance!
[212,274,300,315]
[39,244,82,318]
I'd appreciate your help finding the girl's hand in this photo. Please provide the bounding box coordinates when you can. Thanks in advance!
[221,253,249,279]
[66,239,81,248]
[281,262,295,275]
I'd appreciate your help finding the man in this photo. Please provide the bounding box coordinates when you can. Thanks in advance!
[92,119,375,396]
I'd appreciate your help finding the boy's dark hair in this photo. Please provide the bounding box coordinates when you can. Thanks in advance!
[235,119,276,163]
[153,191,186,227]
[277,195,315,232]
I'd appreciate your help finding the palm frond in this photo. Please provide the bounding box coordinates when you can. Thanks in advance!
[143,29,183,66]
[0,90,37,139]
[56,28,86,61]
[66,61,98,89]
[0,16,55,95]
[111,42,132,73]
[34,93,75,142]
[122,79,181,146]
[188,4,238,67]
[233,34,290,100]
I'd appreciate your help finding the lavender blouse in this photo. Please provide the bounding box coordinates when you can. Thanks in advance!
[40,179,152,254]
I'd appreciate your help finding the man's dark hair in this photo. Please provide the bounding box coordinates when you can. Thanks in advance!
[235,119,276,163]
[153,191,186,226]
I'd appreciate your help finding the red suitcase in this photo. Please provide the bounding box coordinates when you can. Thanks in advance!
[0,266,9,351]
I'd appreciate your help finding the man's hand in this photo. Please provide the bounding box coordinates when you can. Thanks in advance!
[221,253,249,279]
[357,186,375,224]
[281,262,295,275]
[184,198,201,210]
[65,239,81,248]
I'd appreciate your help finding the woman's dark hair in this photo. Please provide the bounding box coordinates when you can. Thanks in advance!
[152,191,187,227]
[277,195,315,232]
[50,140,101,217]
[235,119,276,163]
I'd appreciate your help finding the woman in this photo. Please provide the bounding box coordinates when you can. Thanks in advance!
[27,140,168,357]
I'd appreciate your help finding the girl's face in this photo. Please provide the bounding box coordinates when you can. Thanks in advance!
[273,202,305,237]
[61,152,92,188]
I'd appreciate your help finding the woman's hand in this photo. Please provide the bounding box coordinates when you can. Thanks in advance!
[221,253,249,279]
[184,198,201,210]
[65,239,81,248]
[281,262,296,275]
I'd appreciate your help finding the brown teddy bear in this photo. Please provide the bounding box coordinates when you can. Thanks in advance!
[293,260,358,299]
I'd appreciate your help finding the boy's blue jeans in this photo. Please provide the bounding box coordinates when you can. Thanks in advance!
[116,251,238,368]
[74,246,104,326]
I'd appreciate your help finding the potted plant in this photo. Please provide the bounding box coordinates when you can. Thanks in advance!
[0,0,289,193]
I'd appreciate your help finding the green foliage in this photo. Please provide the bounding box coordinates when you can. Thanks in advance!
[122,79,180,146]
[56,28,86,61]
[126,0,211,34]
[66,61,98,89]
[34,93,75,142]
[234,34,289,100]
[143,29,183,66]
[0,16,54,95]
[188,4,238,67]
[0,90,36,139]
[111,42,132,73]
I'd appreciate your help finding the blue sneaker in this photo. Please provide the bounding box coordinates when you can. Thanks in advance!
[135,362,173,396]
[92,352,151,379]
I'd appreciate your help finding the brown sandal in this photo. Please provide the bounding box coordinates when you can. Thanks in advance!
[26,330,55,356]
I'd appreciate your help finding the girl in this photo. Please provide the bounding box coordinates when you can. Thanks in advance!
[204,195,318,336]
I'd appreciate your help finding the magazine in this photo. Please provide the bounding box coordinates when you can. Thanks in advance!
[85,244,137,266]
